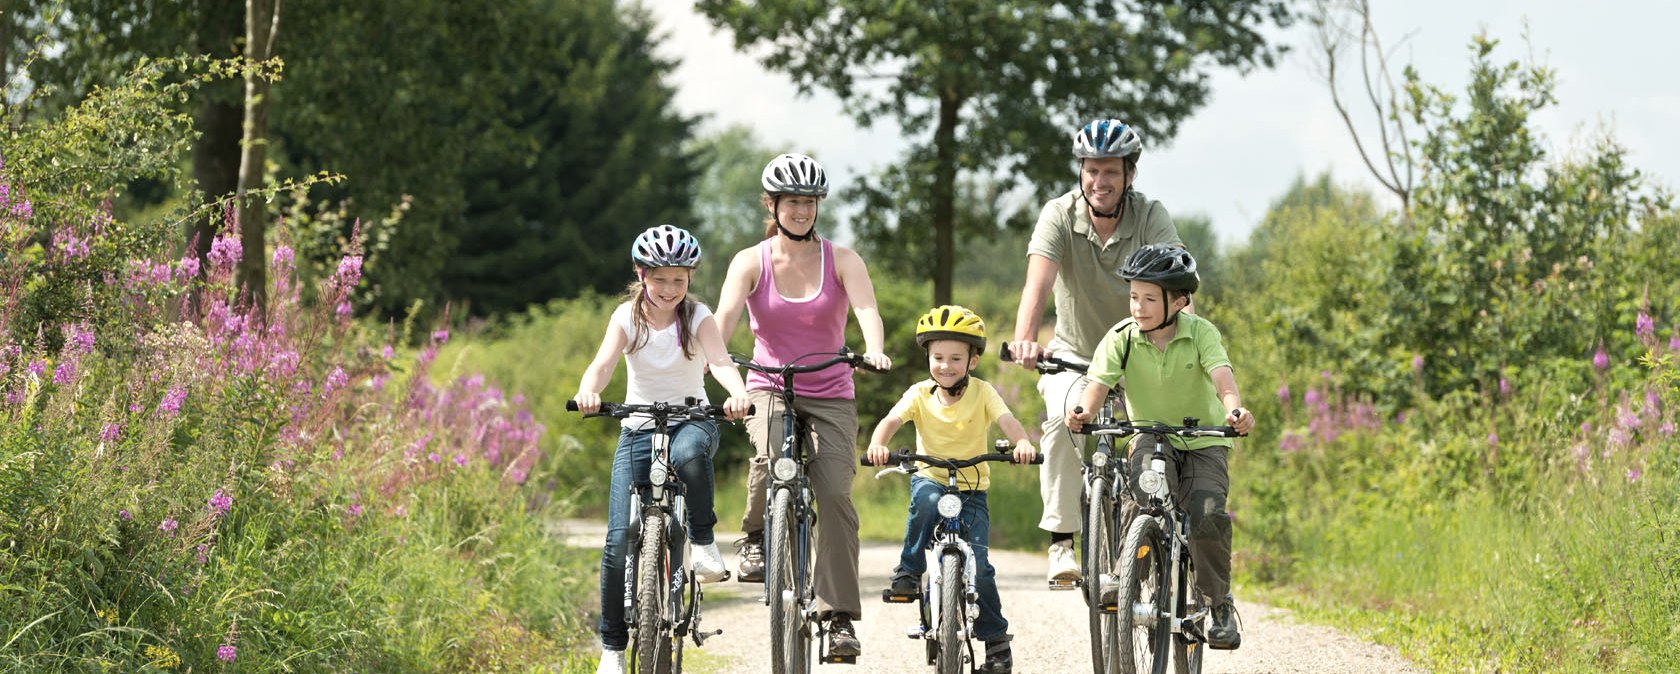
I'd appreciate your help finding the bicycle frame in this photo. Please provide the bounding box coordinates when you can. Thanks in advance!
[569,398,735,672]
[733,348,880,672]
[869,444,1041,673]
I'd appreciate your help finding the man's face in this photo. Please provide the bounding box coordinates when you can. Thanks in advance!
[1080,157,1131,214]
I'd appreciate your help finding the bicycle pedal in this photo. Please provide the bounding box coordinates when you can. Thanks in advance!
[820,654,858,664]
[905,625,926,639]
[1047,579,1081,590]
[881,589,918,603]
[1100,601,1118,614]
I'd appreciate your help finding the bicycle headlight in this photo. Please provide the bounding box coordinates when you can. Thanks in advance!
[936,494,963,519]
[1137,469,1167,497]
[649,460,668,487]
[772,457,799,482]
[1090,451,1109,468]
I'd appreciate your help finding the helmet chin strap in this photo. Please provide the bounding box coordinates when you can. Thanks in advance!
[773,197,818,242]
[930,375,970,397]
[1139,300,1185,334]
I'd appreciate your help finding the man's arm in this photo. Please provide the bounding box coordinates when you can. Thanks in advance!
[1010,253,1060,368]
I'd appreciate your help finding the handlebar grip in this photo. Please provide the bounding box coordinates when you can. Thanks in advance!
[565,400,579,412]
[1073,406,1084,415]
[859,455,873,467]
[999,342,1015,362]
[1028,453,1046,465]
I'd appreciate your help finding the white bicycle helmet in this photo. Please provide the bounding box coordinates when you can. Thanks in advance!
[760,153,829,196]
[1072,119,1143,159]
[630,224,702,268]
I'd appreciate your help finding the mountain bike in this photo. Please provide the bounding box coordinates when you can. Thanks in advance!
[568,397,745,673]
[1087,418,1243,674]
[733,348,882,673]
[869,441,1042,674]
[999,343,1130,674]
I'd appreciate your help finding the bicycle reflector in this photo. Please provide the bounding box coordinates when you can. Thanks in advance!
[936,494,963,519]
[772,457,799,482]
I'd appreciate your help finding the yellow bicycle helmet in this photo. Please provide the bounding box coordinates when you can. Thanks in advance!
[915,305,987,352]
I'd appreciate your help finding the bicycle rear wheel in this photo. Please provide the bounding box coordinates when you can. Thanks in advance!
[633,513,674,673]
[766,488,807,674]
[1085,477,1121,674]
[1116,515,1170,674]
[936,552,964,674]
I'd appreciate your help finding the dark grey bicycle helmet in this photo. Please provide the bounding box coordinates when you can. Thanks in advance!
[1119,244,1199,293]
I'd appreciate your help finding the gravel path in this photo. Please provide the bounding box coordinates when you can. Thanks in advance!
[559,521,1421,673]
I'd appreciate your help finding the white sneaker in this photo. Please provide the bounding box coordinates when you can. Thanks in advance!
[596,649,625,674]
[1047,539,1081,582]
[691,541,729,583]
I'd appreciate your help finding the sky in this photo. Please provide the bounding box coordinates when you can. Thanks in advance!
[641,1,1679,248]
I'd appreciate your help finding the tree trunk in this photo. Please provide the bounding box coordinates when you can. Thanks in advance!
[190,99,242,260]
[236,0,281,313]
[931,91,961,306]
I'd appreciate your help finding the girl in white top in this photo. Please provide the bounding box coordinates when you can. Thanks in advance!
[574,225,750,674]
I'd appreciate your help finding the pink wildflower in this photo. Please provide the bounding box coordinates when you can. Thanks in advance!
[208,489,233,516]
[217,644,237,663]
[159,518,179,536]
[158,386,187,418]
[118,509,133,521]
[1593,343,1610,372]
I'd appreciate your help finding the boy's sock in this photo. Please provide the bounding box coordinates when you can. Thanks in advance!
[1049,531,1074,546]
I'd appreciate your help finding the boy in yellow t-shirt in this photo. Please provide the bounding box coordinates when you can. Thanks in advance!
[865,306,1036,674]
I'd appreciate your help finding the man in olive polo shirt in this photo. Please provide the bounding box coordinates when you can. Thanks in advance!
[1007,119,1183,583]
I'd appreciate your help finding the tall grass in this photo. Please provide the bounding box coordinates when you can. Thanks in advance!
[0,158,589,670]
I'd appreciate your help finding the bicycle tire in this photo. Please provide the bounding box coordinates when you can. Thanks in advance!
[1085,477,1121,674]
[633,513,673,673]
[1116,515,1170,674]
[937,552,964,674]
[766,488,805,674]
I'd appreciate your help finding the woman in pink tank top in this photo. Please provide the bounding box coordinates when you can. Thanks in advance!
[713,153,890,657]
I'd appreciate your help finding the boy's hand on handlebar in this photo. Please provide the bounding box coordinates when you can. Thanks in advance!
[572,392,600,415]
[865,444,892,467]
[1012,440,1038,465]
[1227,407,1255,435]
[862,351,892,372]
[722,395,752,421]
[1064,406,1092,433]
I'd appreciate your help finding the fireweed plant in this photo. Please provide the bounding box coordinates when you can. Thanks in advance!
[0,163,582,669]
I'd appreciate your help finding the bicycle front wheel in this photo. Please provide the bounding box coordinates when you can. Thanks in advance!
[1116,515,1170,674]
[1173,557,1203,674]
[1085,477,1121,674]
[766,488,807,674]
[633,513,674,673]
[937,552,964,674]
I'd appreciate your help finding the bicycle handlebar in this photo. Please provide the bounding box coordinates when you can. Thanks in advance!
[566,397,753,420]
[861,451,1045,469]
[999,342,1088,375]
[1067,409,1245,439]
[732,347,885,375]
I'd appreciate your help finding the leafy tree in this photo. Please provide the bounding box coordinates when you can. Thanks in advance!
[688,125,779,301]
[695,0,1294,304]
[5,0,698,320]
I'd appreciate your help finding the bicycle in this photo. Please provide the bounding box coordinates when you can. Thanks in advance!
[732,348,882,673]
[568,397,746,673]
[868,440,1043,674]
[1085,417,1244,674]
[999,342,1130,674]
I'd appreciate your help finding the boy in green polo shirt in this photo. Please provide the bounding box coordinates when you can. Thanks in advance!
[866,305,1037,674]
[1065,244,1256,650]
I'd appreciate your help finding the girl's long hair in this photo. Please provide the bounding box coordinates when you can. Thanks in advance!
[623,267,698,359]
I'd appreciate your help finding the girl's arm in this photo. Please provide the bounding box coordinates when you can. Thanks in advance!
[1210,365,1254,434]
[834,245,892,371]
[697,314,752,420]
[996,413,1038,464]
[865,415,905,466]
[1065,380,1110,432]
[574,320,629,414]
[714,247,760,347]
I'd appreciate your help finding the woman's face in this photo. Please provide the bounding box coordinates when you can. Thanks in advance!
[642,266,691,311]
[772,194,821,235]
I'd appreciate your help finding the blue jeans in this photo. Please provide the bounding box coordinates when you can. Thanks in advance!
[895,476,1008,641]
[597,420,720,650]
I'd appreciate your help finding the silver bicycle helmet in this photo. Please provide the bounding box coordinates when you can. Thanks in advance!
[1072,119,1143,159]
[630,224,702,268]
[760,153,829,196]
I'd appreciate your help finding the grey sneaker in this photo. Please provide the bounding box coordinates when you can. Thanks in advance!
[735,533,765,583]
[976,635,1013,673]
[1207,597,1242,650]
[827,616,861,657]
